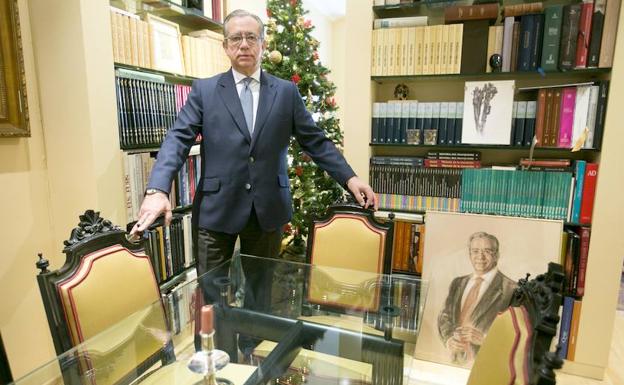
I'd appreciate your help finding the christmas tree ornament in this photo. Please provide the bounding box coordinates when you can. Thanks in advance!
[269,50,283,64]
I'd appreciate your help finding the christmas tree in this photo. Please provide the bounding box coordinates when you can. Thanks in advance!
[263,0,345,251]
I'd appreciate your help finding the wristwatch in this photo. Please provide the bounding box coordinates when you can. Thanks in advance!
[145,188,166,196]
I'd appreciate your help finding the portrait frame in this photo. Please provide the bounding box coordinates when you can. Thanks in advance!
[414,212,562,368]
[0,0,30,137]
[144,13,185,75]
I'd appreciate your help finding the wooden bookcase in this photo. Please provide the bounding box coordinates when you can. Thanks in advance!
[341,0,624,380]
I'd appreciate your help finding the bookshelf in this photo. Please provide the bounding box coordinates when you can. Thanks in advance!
[108,0,229,292]
[340,0,624,380]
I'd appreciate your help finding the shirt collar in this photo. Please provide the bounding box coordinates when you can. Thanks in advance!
[472,268,498,285]
[232,67,261,84]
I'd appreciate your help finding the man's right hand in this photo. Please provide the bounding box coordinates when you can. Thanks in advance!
[130,192,172,236]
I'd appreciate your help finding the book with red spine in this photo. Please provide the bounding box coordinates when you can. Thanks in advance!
[575,1,594,68]
[579,163,599,224]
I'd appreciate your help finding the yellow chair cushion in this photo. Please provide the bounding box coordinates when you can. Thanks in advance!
[308,214,387,311]
[57,245,167,385]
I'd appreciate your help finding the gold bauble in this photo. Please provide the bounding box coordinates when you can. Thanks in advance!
[269,50,283,64]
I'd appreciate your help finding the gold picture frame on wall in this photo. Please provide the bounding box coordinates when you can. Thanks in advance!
[0,0,29,137]
[145,13,185,75]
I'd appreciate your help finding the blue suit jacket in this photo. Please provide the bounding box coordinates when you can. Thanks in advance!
[147,69,356,234]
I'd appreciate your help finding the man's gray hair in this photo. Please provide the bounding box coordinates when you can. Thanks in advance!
[468,231,500,256]
[223,9,265,39]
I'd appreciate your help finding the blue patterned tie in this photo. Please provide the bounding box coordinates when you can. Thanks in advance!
[240,77,253,134]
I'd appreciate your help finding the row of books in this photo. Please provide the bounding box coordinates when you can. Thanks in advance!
[141,212,195,284]
[391,221,425,275]
[110,6,229,77]
[371,101,464,145]
[371,24,464,76]
[370,157,463,200]
[163,271,198,335]
[460,168,573,220]
[182,30,230,78]
[123,151,200,222]
[371,156,599,222]
[115,71,191,149]
[533,82,609,149]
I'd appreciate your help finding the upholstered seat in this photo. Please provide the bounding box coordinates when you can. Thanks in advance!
[305,201,394,313]
[35,210,179,385]
[467,263,565,385]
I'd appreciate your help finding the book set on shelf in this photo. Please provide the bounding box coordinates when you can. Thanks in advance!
[369,0,620,371]
[371,0,619,75]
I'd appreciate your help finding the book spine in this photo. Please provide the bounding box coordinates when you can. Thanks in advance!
[587,0,607,67]
[541,5,564,71]
[517,15,535,71]
[502,17,515,72]
[558,87,577,148]
[503,3,544,17]
[575,226,591,297]
[567,300,583,360]
[558,296,575,359]
[535,89,547,146]
[575,1,594,68]
[444,3,499,22]
[530,14,545,70]
[559,4,582,70]
[579,163,599,224]
[524,101,537,146]
[571,160,586,223]
[592,81,609,149]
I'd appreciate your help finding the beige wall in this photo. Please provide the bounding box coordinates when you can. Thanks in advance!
[0,0,57,377]
[0,0,125,377]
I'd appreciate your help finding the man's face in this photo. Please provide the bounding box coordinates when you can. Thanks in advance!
[223,16,265,76]
[469,237,498,275]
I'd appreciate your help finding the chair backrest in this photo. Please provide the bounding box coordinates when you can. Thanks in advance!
[36,210,170,385]
[305,201,394,313]
[466,262,565,385]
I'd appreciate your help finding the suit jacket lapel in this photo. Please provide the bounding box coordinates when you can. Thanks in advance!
[217,70,251,143]
[473,272,504,322]
[250,71,277,151]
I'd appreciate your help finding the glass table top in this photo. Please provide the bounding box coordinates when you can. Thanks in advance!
[13,254,427,385]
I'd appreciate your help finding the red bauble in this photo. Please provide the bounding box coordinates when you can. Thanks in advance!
[312,51,319,61]
[266,8,272,17]
[291,73,301,84]
[295,166,303,176]
[325,97,336,107]
[304,19,312,28]
[302,154,312,162]
[290,0,297,6]
[283,223,292,234]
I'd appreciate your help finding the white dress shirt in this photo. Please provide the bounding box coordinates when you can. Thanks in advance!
[232,67,261,132]
[460,268,498,309]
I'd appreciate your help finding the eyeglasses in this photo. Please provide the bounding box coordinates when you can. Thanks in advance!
[225,33,261,47]
[470,248,496,256]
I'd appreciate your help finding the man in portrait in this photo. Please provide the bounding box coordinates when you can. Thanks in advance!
[437,231,517,364]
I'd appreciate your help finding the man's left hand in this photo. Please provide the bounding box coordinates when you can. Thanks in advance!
[346,176,378,210]
[458,326,485,346]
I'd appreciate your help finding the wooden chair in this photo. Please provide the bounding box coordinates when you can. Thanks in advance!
[467,262,565,385]
[35,210,185,385]
[305,199,394,313]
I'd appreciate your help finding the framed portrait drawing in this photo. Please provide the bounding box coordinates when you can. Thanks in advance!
[145,14,185,75]
[0,0,30,137]
[414,212,562,368]
[461,80,514,145]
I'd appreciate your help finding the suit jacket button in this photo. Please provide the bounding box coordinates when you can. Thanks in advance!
[249,156,255,163]
[245,183,252,190]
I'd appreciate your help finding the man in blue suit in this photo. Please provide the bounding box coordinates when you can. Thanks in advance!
[131,10,375,282]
